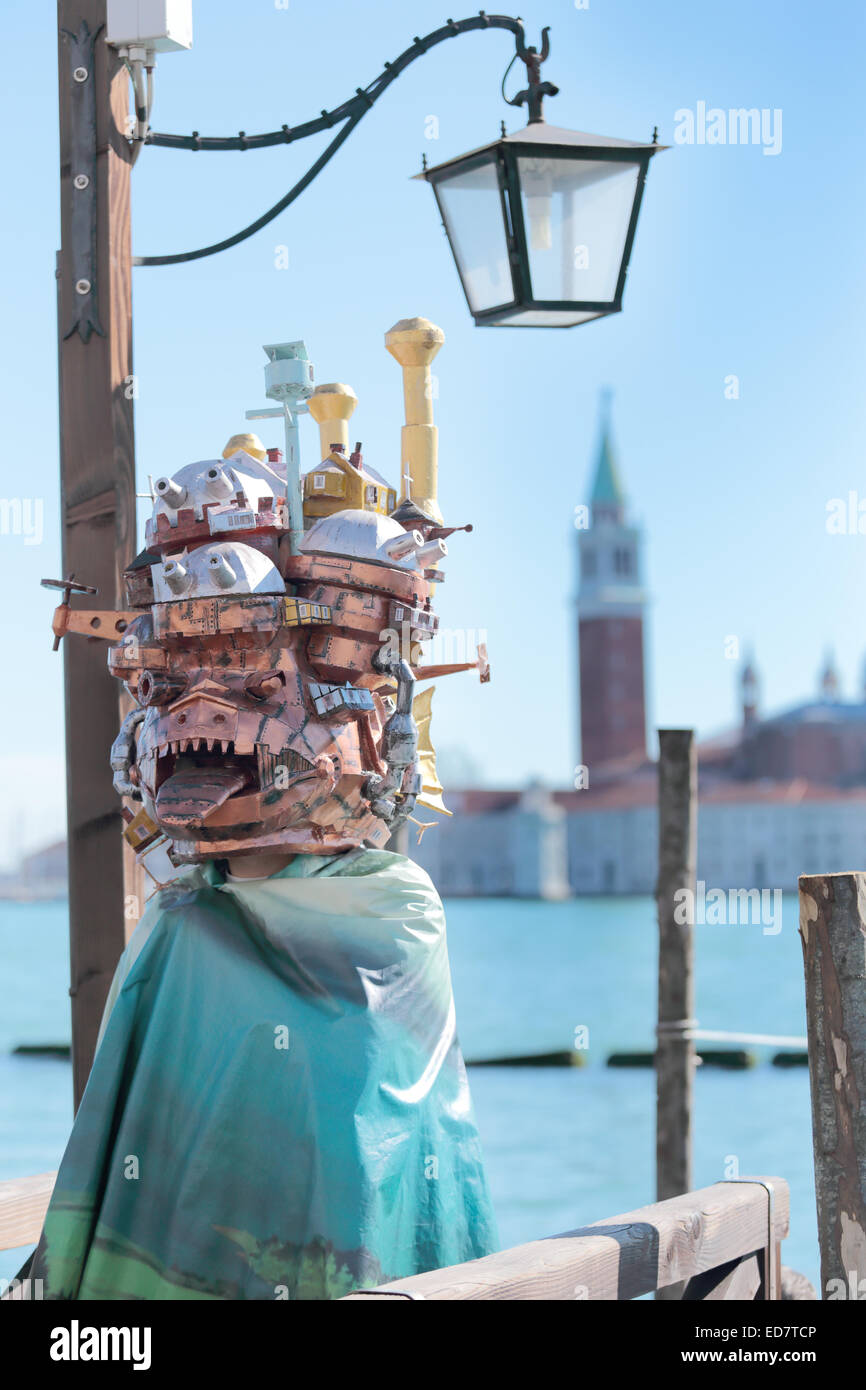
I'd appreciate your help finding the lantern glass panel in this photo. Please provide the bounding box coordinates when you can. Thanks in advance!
[434,159,513,313]
[516,156,641,304]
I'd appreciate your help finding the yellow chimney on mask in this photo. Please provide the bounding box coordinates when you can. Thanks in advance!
[385,317,445,525]
[307,383,358,462]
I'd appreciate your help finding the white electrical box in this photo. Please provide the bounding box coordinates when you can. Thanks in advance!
[107,0,193,53]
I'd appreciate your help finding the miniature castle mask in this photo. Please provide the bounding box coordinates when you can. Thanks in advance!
[46,319,488,880]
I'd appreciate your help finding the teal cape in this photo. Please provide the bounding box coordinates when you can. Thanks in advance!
[31,849,498,1299]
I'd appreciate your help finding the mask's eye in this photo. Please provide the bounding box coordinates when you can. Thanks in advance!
[138,670,187,706]
[244,669,286,702]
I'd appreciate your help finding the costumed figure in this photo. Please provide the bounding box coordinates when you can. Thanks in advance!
[32,317,497,1300]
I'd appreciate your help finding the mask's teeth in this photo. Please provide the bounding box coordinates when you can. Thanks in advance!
[220,739,229,754]
[207,738,216,751]
[193,737,203,752]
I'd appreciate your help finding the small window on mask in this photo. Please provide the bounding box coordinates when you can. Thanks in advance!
[313,474,326,491]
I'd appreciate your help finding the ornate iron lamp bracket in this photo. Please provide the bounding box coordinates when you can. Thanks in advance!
[504,26,559,123]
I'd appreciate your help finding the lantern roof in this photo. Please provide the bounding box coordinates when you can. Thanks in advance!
[416,123,666,180]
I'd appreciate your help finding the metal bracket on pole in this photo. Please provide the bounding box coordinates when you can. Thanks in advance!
[61,20,105,342]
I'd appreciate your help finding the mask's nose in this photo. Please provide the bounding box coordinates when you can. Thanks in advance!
[159,694,239,752]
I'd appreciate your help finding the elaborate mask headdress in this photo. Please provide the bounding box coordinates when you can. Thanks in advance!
[45,318,488,888]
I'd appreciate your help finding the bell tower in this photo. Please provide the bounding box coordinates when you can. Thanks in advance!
[742,653,759,728]
[576,394,647,770]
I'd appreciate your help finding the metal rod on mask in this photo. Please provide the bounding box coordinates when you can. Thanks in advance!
[365,650,420,827]
[246,341,313,554]
[282,403,304,551]
[245,401,305,553]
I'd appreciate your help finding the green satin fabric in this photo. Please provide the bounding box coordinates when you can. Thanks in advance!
[32,850,498,1299]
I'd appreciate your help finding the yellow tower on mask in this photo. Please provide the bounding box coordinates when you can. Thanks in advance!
[307,382,358,461]
[385,317,445,525]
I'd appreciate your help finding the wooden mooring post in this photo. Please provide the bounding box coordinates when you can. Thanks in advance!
[655,729,697,1304]
[798,872,866,1300]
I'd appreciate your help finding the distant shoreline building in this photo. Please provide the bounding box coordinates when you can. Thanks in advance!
[414,786,570,900]
[0,840,67,900]
[415,396,866,896]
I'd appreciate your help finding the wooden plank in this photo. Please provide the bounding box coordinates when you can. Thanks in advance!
[342,1178,789,1301]
[799,872,866,1300]
[0,1173,56,1252]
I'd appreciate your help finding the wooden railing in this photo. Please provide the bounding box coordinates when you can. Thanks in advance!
[1,1172,791,1301]
[343,1178,790,1300]
[0,1172,55,1254]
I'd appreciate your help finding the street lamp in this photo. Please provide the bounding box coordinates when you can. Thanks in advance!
[137,16,663,331]
[420,124,661,328]
[418,30,663,328]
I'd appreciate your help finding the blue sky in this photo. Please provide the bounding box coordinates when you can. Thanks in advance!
[1,0,864,860]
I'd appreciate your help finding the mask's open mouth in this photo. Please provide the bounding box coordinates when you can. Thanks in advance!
[155,748,257,828]
[152,743,317,829]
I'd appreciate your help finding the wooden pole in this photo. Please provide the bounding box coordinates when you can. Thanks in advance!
[57,1,137,1107]
[799,872,866,1300]
[656,730,697,1203]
